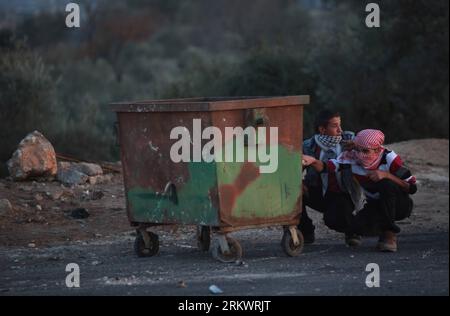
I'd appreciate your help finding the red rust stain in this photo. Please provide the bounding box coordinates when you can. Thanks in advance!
[293,193,302,220]
[218,162,260,218]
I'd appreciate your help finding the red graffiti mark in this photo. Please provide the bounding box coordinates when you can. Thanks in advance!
[218,162,260,218]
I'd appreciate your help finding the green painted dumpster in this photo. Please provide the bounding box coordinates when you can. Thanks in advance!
[111,96,310,262]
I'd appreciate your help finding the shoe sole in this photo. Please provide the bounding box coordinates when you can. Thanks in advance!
[377,243,397,252]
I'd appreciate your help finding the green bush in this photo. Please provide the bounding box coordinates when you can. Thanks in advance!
[0,38,60,175]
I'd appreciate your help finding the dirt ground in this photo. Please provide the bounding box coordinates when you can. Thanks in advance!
[0,139,448,296]
[0,172,130,247]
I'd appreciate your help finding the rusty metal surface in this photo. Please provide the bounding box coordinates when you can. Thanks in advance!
[111,95,310,112]
[210,106,304,227]
[118,111,219,225]
[113,96,308,229]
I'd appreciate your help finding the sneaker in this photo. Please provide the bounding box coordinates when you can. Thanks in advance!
[345,234,362,247]
[377,231,397,252]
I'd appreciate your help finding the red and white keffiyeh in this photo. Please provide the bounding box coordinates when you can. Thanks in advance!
[354,129,385,149]
[338,129,385,170]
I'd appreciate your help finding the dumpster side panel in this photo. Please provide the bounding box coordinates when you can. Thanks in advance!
[117,112,220,226]
[211,106,304,226]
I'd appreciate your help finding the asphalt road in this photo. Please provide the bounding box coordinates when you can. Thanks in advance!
[0,229,448,296]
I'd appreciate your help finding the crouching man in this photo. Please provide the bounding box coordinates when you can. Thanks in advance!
[298,109,358,246]
[302,129,417,252]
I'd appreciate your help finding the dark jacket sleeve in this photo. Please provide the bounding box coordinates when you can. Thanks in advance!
[303,136,321,188]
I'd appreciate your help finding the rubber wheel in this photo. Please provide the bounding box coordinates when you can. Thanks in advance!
[134,230,159,257]
[281,228,304,257]
[212,236,243,263]
[197,226,211,252]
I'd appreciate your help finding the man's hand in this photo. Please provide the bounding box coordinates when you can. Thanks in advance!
[342,140,355,151]
[368,170,411,192]
[302,155,317,167]
[367,170,391,182]
[302,155,325,173]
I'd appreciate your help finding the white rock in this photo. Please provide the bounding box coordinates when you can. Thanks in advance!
[0,199,13,215]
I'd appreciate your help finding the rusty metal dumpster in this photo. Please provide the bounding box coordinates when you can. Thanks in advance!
[111,95,309,262]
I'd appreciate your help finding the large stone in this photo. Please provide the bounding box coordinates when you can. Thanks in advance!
[56,161,102,185]
[73,162,103,176]
[57,162,89,186]
[7,131,57,181]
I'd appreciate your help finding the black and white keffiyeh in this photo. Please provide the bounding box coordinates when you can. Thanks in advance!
[314,134,343,196]
[315,134,343,149]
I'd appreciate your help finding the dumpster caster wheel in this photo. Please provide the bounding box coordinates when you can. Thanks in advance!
[212,236,242,263]
[134,230,159,257]
[281,227,304,257]
[197,226,211,252]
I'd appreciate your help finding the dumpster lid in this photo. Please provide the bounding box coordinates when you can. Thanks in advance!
[110,95,309,112]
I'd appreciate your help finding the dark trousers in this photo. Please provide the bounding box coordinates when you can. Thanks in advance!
[323,179,414,236]
[298,185,325,234]
[352,179,413,235]
[322,191,355,234]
